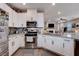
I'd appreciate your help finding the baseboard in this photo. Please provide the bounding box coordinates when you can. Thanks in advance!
[19,47,42,49]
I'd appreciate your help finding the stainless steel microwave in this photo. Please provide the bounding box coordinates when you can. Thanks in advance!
[26,21,37,28]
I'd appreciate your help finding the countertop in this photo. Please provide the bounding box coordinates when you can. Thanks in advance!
[41,33,79,40]
[9,33,25,38]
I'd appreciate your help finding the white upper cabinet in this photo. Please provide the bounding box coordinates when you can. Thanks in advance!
[0,4,17,27]
[13,11,18,27]
[36,13,44,27]
[9,12,27,27]
[8,8,18,27]
[17,13,27,27]
[9,10,18,27]
[26,9,37,21]
[8,10,14,27]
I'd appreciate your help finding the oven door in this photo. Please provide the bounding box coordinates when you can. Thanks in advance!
[25,36,36,43]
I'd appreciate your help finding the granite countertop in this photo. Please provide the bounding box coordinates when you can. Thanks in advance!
[9,33,25,37]
[42,33,79,40]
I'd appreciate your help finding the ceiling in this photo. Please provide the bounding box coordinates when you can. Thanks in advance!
[7,3,51,12]
[7,3,79,21]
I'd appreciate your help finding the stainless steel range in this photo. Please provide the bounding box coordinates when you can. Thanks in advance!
[25,21,37,48]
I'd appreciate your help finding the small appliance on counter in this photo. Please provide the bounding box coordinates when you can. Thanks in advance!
[48,23,54,28]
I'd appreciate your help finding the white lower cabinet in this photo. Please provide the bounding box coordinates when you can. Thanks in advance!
[63,39,74,56]
[37,35,45,47]
[37,35,74,56]
[19,35,25,47]
[9,34,25,56]
[9,38,14,56]
[44,36,52,50]
[50,37,64,55]
[9,36,19,56]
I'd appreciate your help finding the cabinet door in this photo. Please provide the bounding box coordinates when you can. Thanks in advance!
[49,37,56,52]
[17,13,26,27]
[13,12,18,27]
[9,10,18,27]
[19,35,25,47]
[14,36,19,51]
[37,35,44,47]
[49,37,63,55]
[8,10,14,27]
[43,36,47,48]
[64,39,74,56]
[36,13,44,27]
[37,35,42,47]
[9,38,14,56]
[54,37,63,55]
[44,36,52,49]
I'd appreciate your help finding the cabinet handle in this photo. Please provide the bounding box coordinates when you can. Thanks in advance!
[64,40,70,42]
[63,43,64,48]
[44,39,46,42]
[12,23,14,26]
[12,41,15,46]
[52,41,54,45]
[21,24,23,26]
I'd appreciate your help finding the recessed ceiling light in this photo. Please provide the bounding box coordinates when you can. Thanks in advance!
[58,11,61,15]
[22,3,26,5]
[52,3,55,6]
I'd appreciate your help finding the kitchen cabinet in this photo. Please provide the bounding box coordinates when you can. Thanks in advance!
[63,38,74,56]
[0,4,16,27]
[26,9,37,21]
[9,37,14,56]
[37,34,74,56]
[9,10,26,27]
[17,13,26,27]
[13,11,18,27]
[18,34,25,47]
[37,35,63,55]
[37,35,45,47]
[8,10,14,27]
[37,35,43,47]
[44,36,63,55]
[13,36,19,52]
[9,34,25,56]
[47,36,74,56]
[0,4,26,27]
[43,36,51,49]
[51,37,63,55]
[9,36,19,56]
[36,13,44,27]
[8,10,18,27]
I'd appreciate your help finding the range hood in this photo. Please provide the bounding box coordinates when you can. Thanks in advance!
[27,9,37,19]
